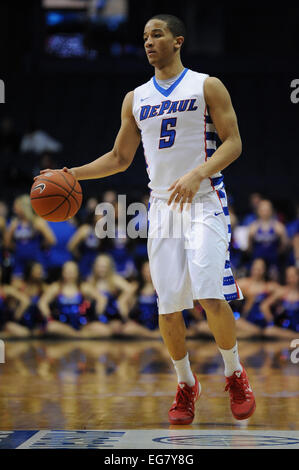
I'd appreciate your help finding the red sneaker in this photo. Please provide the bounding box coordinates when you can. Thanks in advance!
[225,366,256,420]
[168,374,200,425]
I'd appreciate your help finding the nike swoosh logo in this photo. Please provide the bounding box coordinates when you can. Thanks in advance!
[32,183,46,194]
[214,211,223,216]
[140,97,150,102]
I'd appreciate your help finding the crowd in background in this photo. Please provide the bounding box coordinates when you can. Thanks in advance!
[0,116,299,340]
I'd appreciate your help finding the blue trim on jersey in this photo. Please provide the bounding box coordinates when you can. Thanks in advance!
[225,292,239,301]
[211,175,224,186]
[205,132,217,141]
[217,190,226,199]
[206,148,216,158]
[225,260,231,269]
[223,275,235,286]
[153,68,189,97]
[205,114,213,124]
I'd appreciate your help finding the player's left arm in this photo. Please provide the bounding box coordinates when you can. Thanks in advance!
[168,77,242,210]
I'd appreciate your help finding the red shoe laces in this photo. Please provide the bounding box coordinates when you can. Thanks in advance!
[225,375,247,404]
[171,385,193,410]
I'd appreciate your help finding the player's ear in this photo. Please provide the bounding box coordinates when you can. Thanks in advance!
[174,36,184,51]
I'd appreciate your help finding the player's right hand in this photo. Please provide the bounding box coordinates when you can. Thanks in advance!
[34,167,77,181]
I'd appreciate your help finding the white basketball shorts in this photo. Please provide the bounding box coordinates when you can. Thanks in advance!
[147,188,243,315]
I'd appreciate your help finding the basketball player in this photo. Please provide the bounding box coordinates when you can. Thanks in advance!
[39,14,256,424]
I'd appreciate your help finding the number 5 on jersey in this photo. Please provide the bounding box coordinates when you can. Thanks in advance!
[159,118,177,149]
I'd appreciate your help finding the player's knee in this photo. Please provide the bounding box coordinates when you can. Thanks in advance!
[199,298,224,315]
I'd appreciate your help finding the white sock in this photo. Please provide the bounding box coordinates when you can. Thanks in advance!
[218,342,242,377]
[171,353,196,387]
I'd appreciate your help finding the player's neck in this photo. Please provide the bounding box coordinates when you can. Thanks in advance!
[154,60,185,81]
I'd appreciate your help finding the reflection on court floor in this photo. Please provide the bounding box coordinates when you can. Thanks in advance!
[0,339,298,448]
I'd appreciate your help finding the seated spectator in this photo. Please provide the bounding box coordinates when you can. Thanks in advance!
[236,258,279,338]
[0,266,31,338]
[38,261,109,338]
[247,199,289,277]
[68,213,103,280]
[46,218,77,282]
[20,122,62,154]
[4,195,55,284]
[260,266,299,338]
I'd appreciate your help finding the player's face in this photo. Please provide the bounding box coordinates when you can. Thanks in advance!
[143,19,181,67]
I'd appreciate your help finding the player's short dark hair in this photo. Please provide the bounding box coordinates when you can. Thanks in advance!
[149,14,186,39]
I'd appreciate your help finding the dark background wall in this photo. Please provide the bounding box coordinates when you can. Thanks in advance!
[1,1,299,217]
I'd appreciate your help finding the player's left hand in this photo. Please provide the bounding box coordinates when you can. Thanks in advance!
[167,168,203,212]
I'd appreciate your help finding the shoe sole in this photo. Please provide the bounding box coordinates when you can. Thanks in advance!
[232,400,256,421]
[168,391,201,426]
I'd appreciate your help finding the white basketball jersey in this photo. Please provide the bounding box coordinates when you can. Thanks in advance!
[132,68,224,199]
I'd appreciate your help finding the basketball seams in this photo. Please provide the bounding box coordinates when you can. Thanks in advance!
[66,177,80,209]
[30,194,67,200]
[64,197,71,219]
[59,171,82,194]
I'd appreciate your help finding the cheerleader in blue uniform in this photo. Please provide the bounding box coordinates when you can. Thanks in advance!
[4,195,55,284]
[68,213,104,279]
[17,262,47,334]
[261,266,299,338]
[123,260,161,338]
[38,261,110,338]
[236,258,279,338]
[248,200,289,273]
[0,266,31,338]
[88,254,135,335]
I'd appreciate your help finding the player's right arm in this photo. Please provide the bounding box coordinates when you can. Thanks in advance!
[39,92,140,181]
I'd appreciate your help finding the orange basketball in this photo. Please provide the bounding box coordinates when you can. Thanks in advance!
[30,170,82,222]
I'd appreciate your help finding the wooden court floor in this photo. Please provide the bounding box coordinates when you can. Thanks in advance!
[0,337,298,434]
